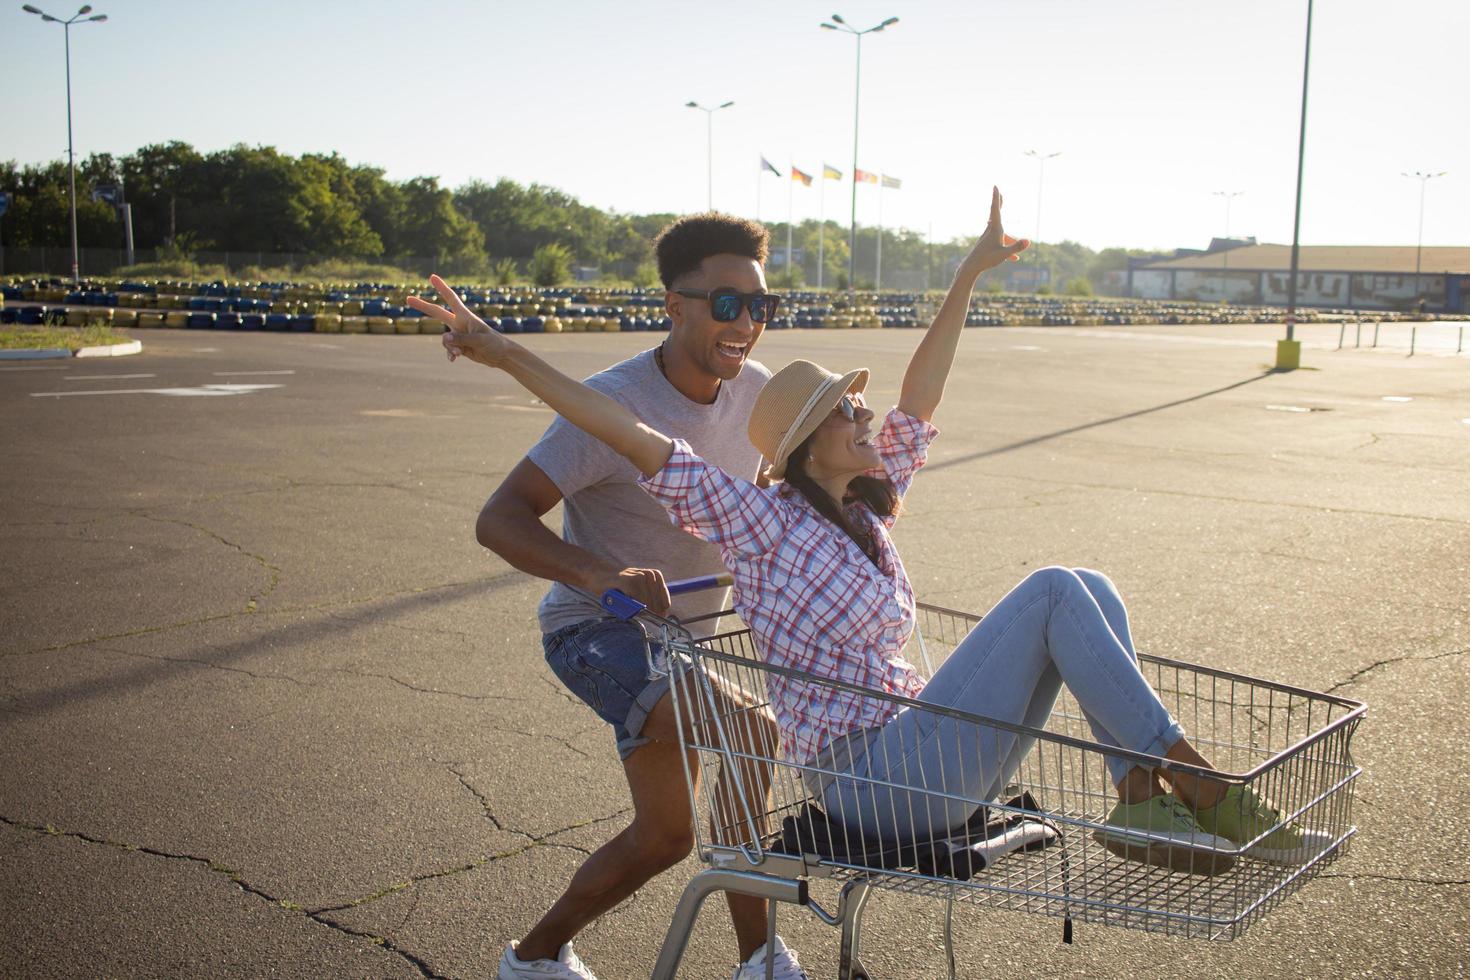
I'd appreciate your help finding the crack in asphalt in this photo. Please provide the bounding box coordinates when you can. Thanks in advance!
[977,471,1470,528]
[313,806,635,916]
[91,645,309,686]
[1320,871,1470,887]
[137,513,282,612]
[0,815,447,979]
[1326,646,1470,695]
[333,667,518,702]
[324,609,482,645]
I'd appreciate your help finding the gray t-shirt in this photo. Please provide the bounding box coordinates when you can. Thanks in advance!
[528,348,770,636]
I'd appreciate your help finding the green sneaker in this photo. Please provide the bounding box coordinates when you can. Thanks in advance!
[1094,794,1235,876]
[1194,785,1334,866]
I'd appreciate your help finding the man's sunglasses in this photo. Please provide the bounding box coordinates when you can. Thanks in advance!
[673,288,782,324]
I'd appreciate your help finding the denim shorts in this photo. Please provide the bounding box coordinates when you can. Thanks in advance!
[543,618,689,761]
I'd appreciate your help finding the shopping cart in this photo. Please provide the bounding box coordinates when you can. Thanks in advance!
[597,586,1364,980]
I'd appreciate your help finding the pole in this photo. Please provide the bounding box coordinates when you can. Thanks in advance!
[1414,176,1427,277]
[1034,157,1044,291]
[818,172,826,290]
[706,112,713,211]
[1285,0,1313,344]
[849,33,862,292]
[876,180,883,291]
[64,19,79,285]
[123,202,134,266]
[786,161,794,284]
[755,158,762,223]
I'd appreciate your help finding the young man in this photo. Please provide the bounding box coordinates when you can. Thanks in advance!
[438,215,807,980]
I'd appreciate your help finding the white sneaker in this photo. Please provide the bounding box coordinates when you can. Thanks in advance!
[498,940,598,980]
[732,935,808,980]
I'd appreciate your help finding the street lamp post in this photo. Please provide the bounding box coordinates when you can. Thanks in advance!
[1280,0,1314,369]
[1212,190,1244,270]
[1400,170,1446,279]
[23,3,108,286]
[1024,150,1061,292]
[685,100,734,212]
[821,13,898,292]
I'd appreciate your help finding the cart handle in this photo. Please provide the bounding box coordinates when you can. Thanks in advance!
[600,573,733,621]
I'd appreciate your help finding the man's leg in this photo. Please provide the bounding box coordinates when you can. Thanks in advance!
[515,733,700,962]
[637,685,778,964]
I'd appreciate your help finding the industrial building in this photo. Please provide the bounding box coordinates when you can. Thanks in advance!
[1125,244,1470,313]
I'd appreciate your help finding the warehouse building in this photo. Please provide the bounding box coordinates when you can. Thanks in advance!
[1126,244,1470,313]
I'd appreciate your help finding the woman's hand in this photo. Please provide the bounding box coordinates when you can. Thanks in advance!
[956,186,1030,278]
[406,274,513,368]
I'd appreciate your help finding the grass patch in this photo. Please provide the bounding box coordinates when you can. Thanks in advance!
[1,323,134,351]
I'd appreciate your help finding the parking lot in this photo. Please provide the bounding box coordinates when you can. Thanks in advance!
[2,323,1467,978]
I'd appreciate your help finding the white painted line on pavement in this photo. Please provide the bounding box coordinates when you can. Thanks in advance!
[31,383,284,399]
[191,347,220,352]
[212,370,296,376]
[1266,404,1314,413]
[0,365,69,372]
[64,373,157,381]
[1011,345,1045,351]
[1382,396,1413,402]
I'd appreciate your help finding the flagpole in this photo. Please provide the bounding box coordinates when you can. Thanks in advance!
[756,156,762,223]
[818,172,826,291]
[786,160,795,284]
[876,179,884,291]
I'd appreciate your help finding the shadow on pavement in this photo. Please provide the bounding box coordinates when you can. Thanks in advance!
[10,571,527,718]
[925,371,1277,473]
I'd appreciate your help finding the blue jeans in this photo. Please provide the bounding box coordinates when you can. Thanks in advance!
[822,567,1185,841]
[543,618,687,761]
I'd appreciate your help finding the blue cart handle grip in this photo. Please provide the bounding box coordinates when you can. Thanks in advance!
[600,573,734,621]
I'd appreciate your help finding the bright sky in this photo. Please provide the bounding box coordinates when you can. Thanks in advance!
[8,0,1466,252]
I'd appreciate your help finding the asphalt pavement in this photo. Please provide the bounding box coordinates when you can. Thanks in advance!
[2,323,1467,978]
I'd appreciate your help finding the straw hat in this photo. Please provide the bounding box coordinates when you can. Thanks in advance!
[749,359,870,480]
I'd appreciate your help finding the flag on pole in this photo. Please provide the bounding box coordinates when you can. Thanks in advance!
[791,166,813,187]
[854,168,879,184]
[881,174,902,190]
[822,164,843,180]
[760,156,782,177]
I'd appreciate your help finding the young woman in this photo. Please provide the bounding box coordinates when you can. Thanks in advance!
[414,188,1330,873]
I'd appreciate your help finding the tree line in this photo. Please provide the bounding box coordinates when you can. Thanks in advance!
[1,142,1154,289]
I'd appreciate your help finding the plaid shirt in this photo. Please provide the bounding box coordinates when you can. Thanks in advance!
[639,407,939,763]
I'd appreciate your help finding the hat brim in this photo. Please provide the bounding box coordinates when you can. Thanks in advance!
[763,366,870,480]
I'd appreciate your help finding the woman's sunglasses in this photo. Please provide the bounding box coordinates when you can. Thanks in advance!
[673,288,782,324]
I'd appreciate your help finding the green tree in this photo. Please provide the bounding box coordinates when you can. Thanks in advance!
[529,242,573,287]
[491,257,519,286]
[629,261,659,288]
[1064,276,1093,296]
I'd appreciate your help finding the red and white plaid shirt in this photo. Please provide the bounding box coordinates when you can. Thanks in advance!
[639,407,939,763]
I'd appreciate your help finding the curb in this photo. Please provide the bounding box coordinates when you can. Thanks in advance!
[76,340,144,358]
[0,340,142,360]
[0,347,71,360]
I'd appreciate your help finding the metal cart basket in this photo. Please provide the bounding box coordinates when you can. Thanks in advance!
[630,599,1364,979]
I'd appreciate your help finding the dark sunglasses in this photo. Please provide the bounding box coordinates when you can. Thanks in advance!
[673,288,782,324]
[832,394,857,421]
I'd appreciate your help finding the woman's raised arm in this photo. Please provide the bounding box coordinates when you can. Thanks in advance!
[408,275,674,477]
[897,186,1028,422]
